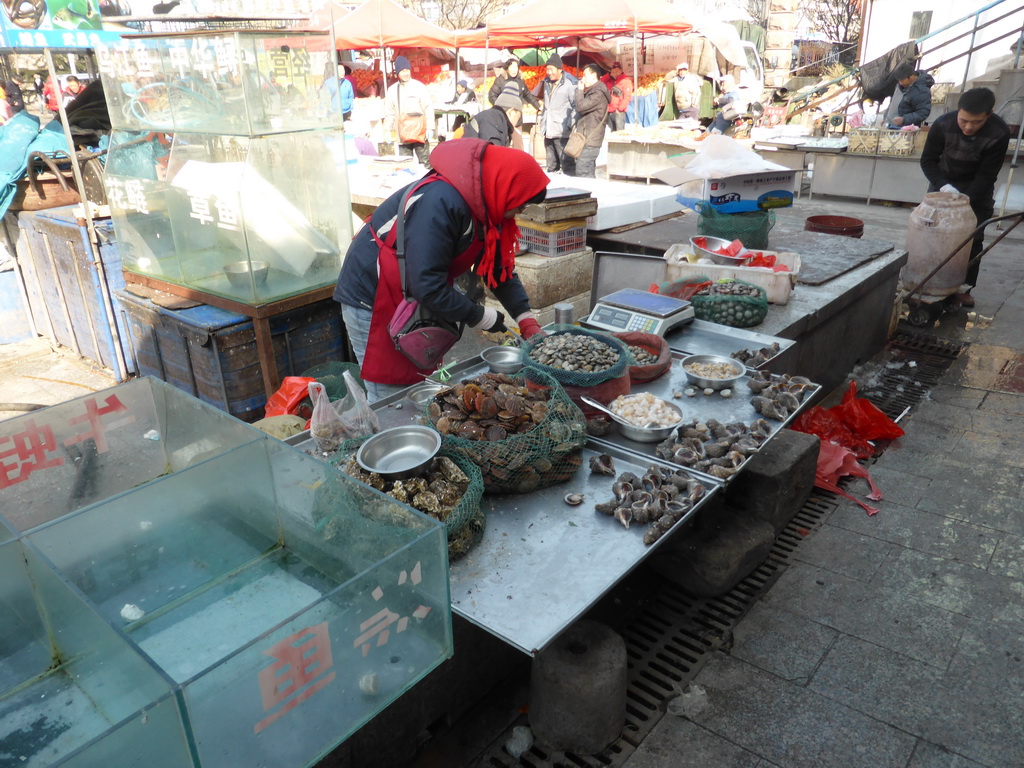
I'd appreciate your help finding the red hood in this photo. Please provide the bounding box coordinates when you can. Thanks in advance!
[429,138,489,222]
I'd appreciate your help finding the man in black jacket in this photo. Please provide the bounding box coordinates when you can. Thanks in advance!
[463,83,521,147]
[5,74,25,114]
[920,87,1011,306]
[889,62,934,128]
[572,64,610,178]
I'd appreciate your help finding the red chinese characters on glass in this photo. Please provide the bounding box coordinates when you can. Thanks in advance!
[0,419,63,490]
[254,622,336,734]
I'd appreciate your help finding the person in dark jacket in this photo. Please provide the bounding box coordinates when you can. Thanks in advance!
[334,139,549,401]
[920,87,1011,306]
[488,57,541,115]
[5,74,25,114]
[539,53,578,174]
[572,64,610,178]
[447,79,477,106]
[890,62,934,128]
[463,83,520,147]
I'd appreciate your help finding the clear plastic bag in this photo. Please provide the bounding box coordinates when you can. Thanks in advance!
[335,370,379,440]
[309,381,347,453]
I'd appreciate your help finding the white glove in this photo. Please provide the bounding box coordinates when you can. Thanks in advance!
[940,184,964,198]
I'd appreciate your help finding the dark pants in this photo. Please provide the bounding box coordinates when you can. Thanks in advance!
[400,141,431,169]
[573,145,599,178]
[608,111,626,132]
[678,106,699,120]
[544,136,574,174]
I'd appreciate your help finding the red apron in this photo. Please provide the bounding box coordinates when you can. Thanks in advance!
[360,178,483,386]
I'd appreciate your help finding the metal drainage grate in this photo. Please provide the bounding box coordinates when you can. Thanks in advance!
[480,493,839,768]
[862,331,967,420]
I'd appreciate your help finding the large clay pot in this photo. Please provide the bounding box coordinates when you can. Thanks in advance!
[902,192,977,299]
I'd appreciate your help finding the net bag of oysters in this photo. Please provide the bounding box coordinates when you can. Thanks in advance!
[521,325,633,417]
[423,368,587,495]
[329,439,487,560]
[690,279,769,328]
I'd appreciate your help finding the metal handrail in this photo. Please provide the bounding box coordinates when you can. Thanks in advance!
[914,0,1009,44]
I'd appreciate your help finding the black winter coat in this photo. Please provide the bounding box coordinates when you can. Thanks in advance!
[920,110,1011,208]
[463,106,513,147]
[488,72,541,110]
[897,72,935,126]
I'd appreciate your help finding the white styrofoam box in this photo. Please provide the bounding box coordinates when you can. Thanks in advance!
[544,173,682,231]
[663,245,801,304]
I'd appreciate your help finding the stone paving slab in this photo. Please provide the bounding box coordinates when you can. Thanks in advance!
[791,520,894,582]
[862,464,932,508]
[874,548,1024,624]
[907,741,989,768]
[826,500,1000,570]
[976,390,1024,415]
[925,383,987,410]
[729,602,838,684]
[620,717,761,768]
[988,533,1024,579]
[916,481,1024,537]
[689,653,916,768]
[761,561,968,669]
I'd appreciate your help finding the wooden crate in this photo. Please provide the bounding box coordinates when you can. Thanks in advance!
[848,128,879,155]
[878,129,916,156]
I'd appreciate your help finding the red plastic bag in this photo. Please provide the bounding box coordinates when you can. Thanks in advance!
[791,406,874,459]
[264,376,316,418]
[612,331,672,383]
[814,440,883,516]
[831,381,905,441]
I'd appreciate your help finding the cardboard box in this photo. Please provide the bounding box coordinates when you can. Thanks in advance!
[653,165,797,214]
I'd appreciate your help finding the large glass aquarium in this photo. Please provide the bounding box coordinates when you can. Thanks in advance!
[0,380,453,767]
[105,129,352,305]
[96,30,341,136]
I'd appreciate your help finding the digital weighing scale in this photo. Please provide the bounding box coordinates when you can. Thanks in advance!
[583,288,694,336]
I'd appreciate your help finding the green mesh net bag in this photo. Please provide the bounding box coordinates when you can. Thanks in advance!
[301,361,365,401]
[521,325,631,386]
[330,438,486,560]
[698,205,776,250]
[423,368,586,494]
[691,279,769,328]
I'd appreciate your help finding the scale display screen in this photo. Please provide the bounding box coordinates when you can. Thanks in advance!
[601,288,692,318]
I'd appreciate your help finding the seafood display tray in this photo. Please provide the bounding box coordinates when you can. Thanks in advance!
[661,320,794,369]
[589,352,821,483]
[448,441,720,655]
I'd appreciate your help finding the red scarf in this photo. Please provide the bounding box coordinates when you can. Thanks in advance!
[429,139,549,289]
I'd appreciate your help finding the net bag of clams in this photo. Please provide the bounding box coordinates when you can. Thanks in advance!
[423,369,587,495]
[330,438,487,560]
[690,279,769,328]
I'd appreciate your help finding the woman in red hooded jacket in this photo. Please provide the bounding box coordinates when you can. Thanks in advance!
[334,138,549,401]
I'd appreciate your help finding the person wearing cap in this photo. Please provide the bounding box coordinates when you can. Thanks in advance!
[671,61,702,120]
[888,61,934,128]
[573,64,610,177]
[447,79,477,107]
[385,55,433,168]
[488,57,542,117]
[539,53,578,174]
[599,61,633,132]
[334,138,550,401]
[463,82,521,147]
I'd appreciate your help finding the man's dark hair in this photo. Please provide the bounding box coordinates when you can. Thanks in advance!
[959,87,996,114]
[66,75,80,84]
[892,62,916,80]
[583,63,602,78]
[505,57,519,69]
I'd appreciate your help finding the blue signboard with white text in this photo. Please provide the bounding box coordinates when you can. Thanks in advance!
[1,0,121,48]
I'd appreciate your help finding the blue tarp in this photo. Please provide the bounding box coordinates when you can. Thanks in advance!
[626,92,660,128]
[0,113,70,219]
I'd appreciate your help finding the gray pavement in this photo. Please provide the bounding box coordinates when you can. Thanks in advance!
[3,190,1024,768]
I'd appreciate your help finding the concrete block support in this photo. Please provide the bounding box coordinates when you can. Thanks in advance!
[529,620,627,755]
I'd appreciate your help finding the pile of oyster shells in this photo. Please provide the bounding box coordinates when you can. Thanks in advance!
[747,371,815,421]
[528,333,620,373]
[343,454,470,520]
[654,417,771,479]
[586,453,709,545]
[730,341,782,368]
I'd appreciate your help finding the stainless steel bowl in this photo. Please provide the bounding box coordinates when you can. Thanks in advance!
[480,345,523,374]
[405,383,445,406]
[681,354,745,390]
[224,260,270,289]
[613,397,684,443]
[690,235,748,266]
[357,426,442,481]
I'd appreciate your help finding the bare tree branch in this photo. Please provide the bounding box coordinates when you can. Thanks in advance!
[799,0,861,44]
[401,0,514,30]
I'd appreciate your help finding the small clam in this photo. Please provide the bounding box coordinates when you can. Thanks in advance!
[564,492,585,506]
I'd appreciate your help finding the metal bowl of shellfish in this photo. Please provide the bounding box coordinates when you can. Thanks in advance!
[681,354,745,390]
[357,426,442,481]
[480,345,523,374]
[580,394,683,443]
[690,236,748,266]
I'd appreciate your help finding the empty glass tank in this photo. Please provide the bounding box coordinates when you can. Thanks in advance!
[0,377,263,533]
[25,438,453,767]
[105,128,352,305]
[0,537,193,767]
[96,30,341,136]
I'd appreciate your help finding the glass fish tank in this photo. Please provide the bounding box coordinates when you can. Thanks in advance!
[0,377,264,534]
[0,537,194,767]
[3,437,452,766]
[96,30,342,136]
[105,128,352,306]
